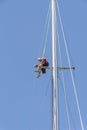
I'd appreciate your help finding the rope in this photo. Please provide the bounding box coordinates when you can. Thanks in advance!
[42,1,51,57]
[56,23,71,130]
[56,1,85,130]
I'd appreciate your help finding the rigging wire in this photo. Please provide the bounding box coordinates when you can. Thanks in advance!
[56,20,71,130]
[59,75,77,130]
[41,1,51,57]
[37,0,51,57]
[56,1,85,130]
[57,21,76,129]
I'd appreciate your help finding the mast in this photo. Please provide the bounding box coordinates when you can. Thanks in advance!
[51,1,58,130]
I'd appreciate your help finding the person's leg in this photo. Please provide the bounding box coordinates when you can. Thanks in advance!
[36,64,42,78]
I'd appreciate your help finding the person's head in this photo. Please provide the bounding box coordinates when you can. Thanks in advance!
[41,57,46,62]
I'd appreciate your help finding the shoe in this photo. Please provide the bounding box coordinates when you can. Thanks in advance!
[34,64,38,67]
[35,70,39,72]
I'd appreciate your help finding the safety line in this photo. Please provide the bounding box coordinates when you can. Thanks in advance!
[56,1,85,130]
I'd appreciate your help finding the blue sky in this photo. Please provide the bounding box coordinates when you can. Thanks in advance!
[0,0,87,130]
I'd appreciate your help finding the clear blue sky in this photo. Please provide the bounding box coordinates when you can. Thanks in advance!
[0,0,87,130]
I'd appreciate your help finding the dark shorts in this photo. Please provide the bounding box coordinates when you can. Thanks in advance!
[41,62,49,73]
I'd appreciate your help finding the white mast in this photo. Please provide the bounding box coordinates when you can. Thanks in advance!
[51,1,58,130]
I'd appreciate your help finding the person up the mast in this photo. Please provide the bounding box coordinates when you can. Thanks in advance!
[34,57,49,78]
